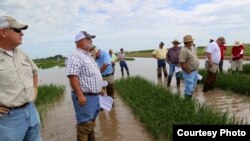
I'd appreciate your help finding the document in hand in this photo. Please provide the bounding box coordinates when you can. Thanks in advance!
[175,66,182,73]
[99,95,114,111]
[197,73,203,80]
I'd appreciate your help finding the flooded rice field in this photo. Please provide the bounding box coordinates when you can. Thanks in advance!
[39,57,250,141]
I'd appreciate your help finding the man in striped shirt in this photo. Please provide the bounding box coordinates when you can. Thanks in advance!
[67,31,103,141]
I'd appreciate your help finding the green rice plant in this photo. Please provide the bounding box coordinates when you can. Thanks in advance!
[115,76,242,141]
[35,84,65,124]
[198,69,250,96]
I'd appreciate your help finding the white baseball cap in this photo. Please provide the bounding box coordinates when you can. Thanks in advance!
[75,31,96,43]
[0,15,28,30]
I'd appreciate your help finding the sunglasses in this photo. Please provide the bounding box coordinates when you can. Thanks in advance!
[6,28,22,33]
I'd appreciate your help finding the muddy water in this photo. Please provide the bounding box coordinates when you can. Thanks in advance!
[39,58,250,141]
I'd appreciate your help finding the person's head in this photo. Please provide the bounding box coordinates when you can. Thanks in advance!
[171,39,181,47]
[89,46,100,59]
[183,35,194,48]
[0,15,28,50]
[120,48,124,52]
[75,31,95,51]
[159,42,164,48]
[109,49,113,55]
[216,37,226,47]
[234,40,241,47]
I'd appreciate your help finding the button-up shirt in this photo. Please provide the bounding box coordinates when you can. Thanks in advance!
[67,48,103,93]
[0,48,38,107]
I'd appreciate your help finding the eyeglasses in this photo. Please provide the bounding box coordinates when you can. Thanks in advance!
[6,28,22,33]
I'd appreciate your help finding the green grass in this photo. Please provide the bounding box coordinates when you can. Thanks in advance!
[198,68,250,96]
[115,76,243,140]
[34,58,65,69]
[35,84,65,124]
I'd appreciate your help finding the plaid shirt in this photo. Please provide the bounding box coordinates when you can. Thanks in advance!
[67,48,103,93]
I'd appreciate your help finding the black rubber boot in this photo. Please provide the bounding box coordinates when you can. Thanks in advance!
[167,77,172,87]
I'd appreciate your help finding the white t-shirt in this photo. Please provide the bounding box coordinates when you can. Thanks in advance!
[206,42,221,64]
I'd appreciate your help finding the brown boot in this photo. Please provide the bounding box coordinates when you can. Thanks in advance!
[176,77,180,87]
[167,77,172,87]
[157,68,162,78]
[88,130,95,141]
[76,121,95,141]
[163,67,168,77]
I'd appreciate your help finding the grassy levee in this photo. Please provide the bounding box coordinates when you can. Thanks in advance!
[35,84,65,124]
[198,67,250,96]
[115,76,243,141]
[34,58,65,69]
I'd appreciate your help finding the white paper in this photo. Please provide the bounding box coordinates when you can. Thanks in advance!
[240,49,244,55]
[175,66,181,73]
[197,73,203,81]
[99,95,113,111]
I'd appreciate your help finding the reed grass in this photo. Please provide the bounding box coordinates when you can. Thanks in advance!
[35,84,65,124]
[115,76,242,140]
[198,69,250,96]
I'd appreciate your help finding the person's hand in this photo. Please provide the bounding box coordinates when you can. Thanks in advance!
[208,61,213,67]
[78,95,86,105]
[100,88,106,96]
[32,87,38,102]
[0,106,9,115]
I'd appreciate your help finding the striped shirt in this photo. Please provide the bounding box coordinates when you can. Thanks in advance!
[67,48,103,93]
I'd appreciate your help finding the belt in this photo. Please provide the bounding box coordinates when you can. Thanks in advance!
[206,61,219,65]
[4,102,30,110]
[84,93,99,96]
[102,73,113,77]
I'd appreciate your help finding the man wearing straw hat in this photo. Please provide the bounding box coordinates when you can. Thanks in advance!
[231,40,244,73]
[0,15,41,141]
[166,39,182,87]
[203,37,225,92]
[179,35,199,99]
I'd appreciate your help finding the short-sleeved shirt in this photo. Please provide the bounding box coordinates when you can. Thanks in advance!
[179,46,199,71]
[167,47,181,64]
[152,47,168,59]
[206,42,221,64]
[118,52,126,61]
[67,48,103,93]
[111,53,117,63]
[95,50,113,76]
[0,48,38,107]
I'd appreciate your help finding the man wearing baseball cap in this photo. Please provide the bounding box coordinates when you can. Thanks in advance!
[67,30,103,141]
[0,15,41,140]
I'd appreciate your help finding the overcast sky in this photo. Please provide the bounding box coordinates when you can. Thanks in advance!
[1,0,249,59]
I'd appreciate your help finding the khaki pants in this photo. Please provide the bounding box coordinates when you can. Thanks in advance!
[231,59,243,71]
[76,121,96,141]
[102,75,115,98]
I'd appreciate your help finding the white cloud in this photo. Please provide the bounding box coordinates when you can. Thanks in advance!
[1,0,250,58]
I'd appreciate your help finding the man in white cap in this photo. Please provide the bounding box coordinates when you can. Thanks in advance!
[67,31,103,141]
[178,35,200,99]
[0,16,41,140]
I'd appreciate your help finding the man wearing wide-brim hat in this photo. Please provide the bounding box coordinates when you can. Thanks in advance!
[166,39,182,87]
[178,35,200,99]
[231,40,244,73]
[203,37,226,92]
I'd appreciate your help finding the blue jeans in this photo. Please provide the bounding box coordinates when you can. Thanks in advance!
[0,102,41,141]
[168,63,181,78]
[182,71,198,96]
[157,59,166,68]
[119,61,129,73]
[71,91,100,124]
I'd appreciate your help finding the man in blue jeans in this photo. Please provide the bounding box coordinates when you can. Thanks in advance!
[67,31,103,141]
[179,35,200,99]
[0,15,41,141]
[118,48,130,76]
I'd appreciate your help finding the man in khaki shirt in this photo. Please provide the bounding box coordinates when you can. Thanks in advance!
[0,15,41,141]
[179,35,199,99]
[152,41,168,78]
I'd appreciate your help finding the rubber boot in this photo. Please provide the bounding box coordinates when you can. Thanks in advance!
[121,71,124,76]
[157,68,162,78]
[184,94,192,100]
[76,121,95,141]
[167,77,172,87]
[88,130,95,141]
[176,77,181,87]
[127,71,130,76]
[163,67,168,77]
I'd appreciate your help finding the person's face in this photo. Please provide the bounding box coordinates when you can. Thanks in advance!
[78,37,93,50]
[173,43,179,47]
[1,28,23,47]
[185,41,193,48]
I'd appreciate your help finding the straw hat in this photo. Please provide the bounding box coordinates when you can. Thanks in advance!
[183,35,194,43]
[234,40,241,46]
[172,39,181,44]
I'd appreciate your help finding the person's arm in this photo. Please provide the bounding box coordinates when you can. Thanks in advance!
[100,64,108,73]
[68,75,86,105]
[206,52,213,67]
[33,74,38,101]
[180,62,192,74]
